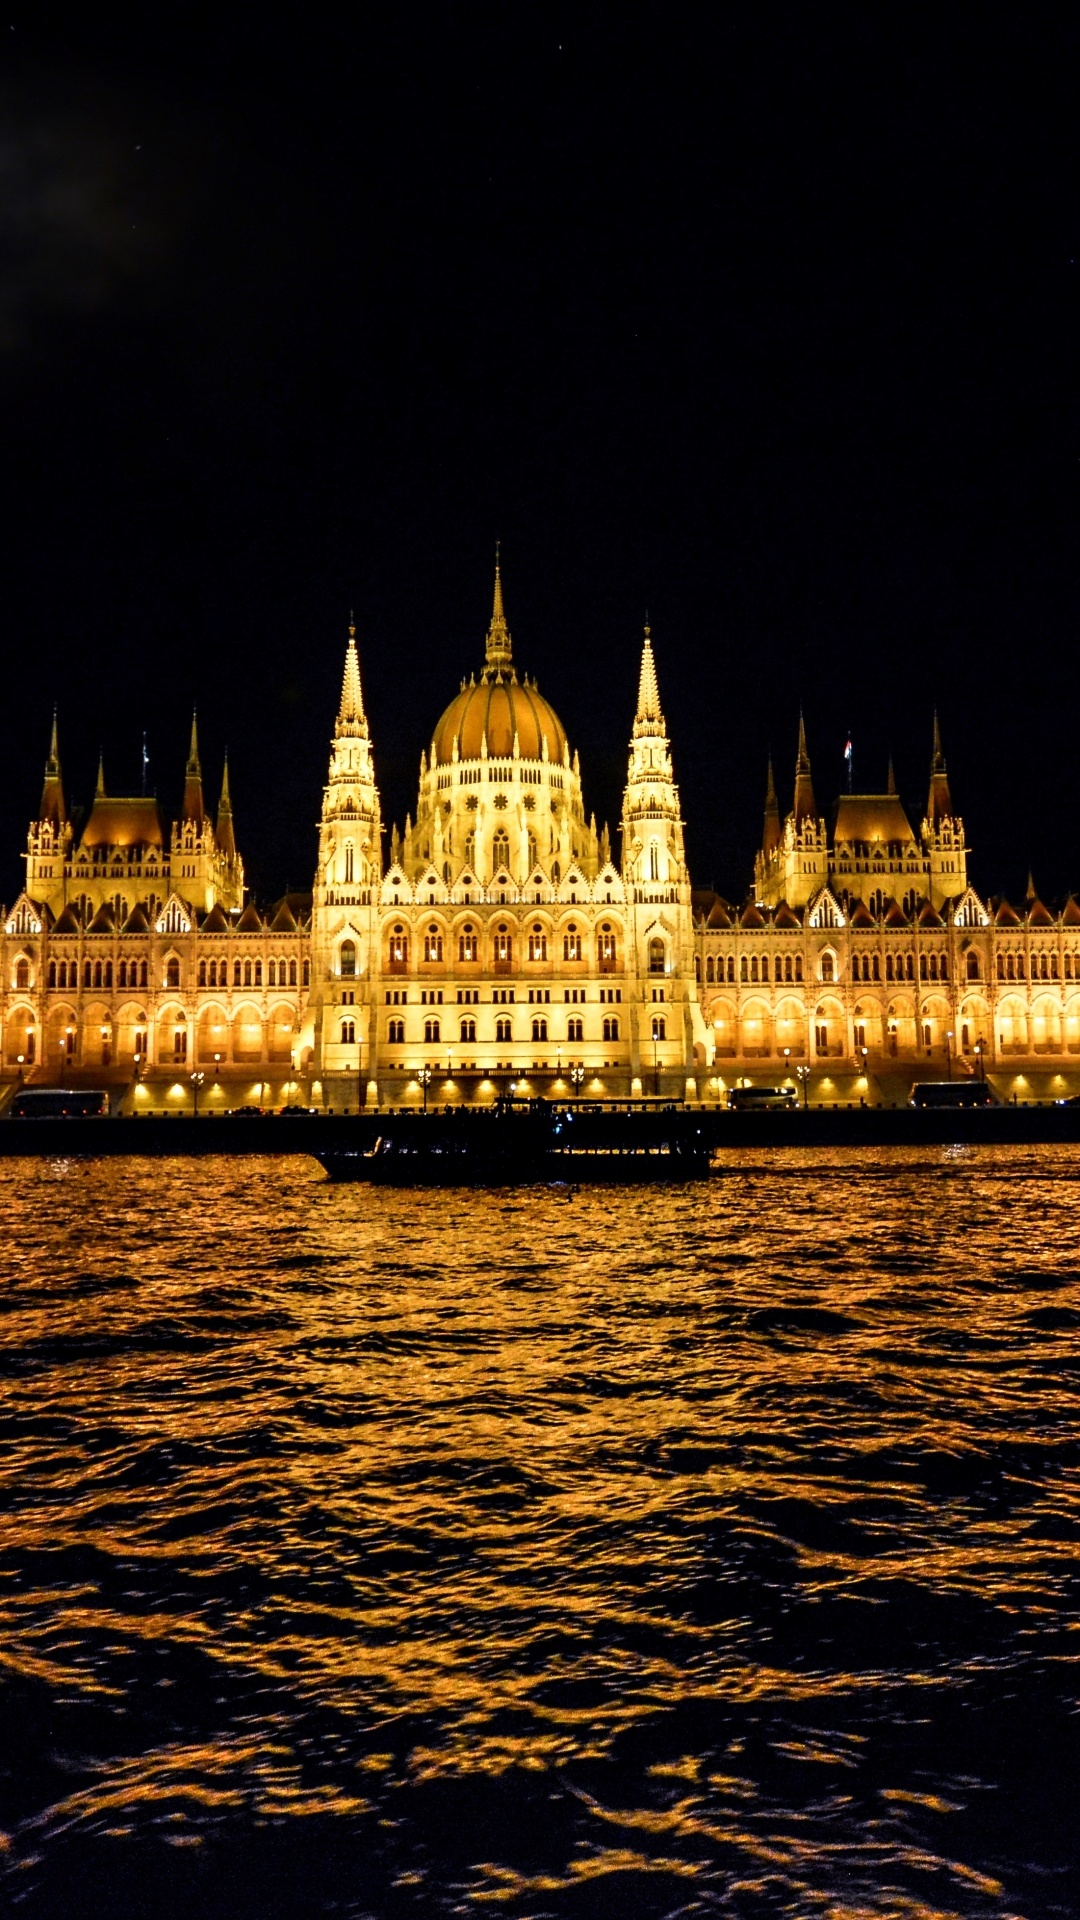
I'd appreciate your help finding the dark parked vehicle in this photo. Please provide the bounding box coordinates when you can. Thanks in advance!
[8,1088,109,1118]
[727,1085,799,1111]
[909,1081,994,1109]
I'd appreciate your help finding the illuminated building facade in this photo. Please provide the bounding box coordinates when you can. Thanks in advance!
[2,567,1078,1106]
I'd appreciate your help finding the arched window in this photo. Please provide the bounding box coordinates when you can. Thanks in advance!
[83,960,92,988]
[528,923,547,962]
[820,953,834,983]
[424,1017,440,1043]
[706,956,715,983]
[460,1017,476,1043]
[48,960,57,989]
[244,959,252,987]
[344,843,354,884]
[494,925,513,967]
[173,1025,188,1063]
[649,842,660,881]
[567,1016,583,1042]
[464,830,476,870]
[387,1018,405,1044]
[794,956,803,982]
[340,939,357,978]
[602,1015,620,1041]
[750,955,759,983]
[648,936,665,975]
[598,924,616,970]
[563,924,581,962]
[966,951,980,980]
[740,956,748,983]
[268,959,276,987]
[254,960,262,987]
[872,954,880,980]
[233,959,242,987]
[341,1018,355,1044]
[495,1016,512,1043]
[139,960,148,988]
[761,955,769,983]
[458,924,477,963]
[199,960,207,987]
[651,1016,666,1041]
[166,957,181,989]
[532,1016,548,1042]
[14,957,29,989]
[886,954,894,982]
[423,924,443,963]
[492,829,510,870]
[302,959,309,986]
[527,830,538,872]
[389,925,408,968]
[551,861,561,885]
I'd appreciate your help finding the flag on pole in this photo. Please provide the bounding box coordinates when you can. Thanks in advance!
[844,733,853,792]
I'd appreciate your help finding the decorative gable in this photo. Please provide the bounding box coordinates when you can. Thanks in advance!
[807,888,845,929]
[155,894,193,936]
[953,887,989,929]
[4,895,43,937]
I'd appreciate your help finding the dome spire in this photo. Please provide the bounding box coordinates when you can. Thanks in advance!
[338,613,367,727]
[484,544,513,675]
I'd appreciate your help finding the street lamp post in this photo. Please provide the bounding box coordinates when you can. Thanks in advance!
[946,1029,954,1082]
[418,1063,432,1114]
[190,1069,205,1117]
[569,1063,585,1104]
[796,1063,810,1109]
[16,1053,24,1090]
[975,1039,985,1081]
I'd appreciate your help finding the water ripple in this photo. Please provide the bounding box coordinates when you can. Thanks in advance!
[0,1146,1078,1915]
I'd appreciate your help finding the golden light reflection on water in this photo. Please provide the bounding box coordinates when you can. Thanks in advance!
[1,1146,1079,1916]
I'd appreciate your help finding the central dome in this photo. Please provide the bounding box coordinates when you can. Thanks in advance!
[431,561,569,767]
[433,672,568,766]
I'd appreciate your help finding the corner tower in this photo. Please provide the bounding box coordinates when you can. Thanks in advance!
[620,625,707,1077]
[307,620,383,1093]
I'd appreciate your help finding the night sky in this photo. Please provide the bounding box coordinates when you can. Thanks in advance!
[2,12,1077,908]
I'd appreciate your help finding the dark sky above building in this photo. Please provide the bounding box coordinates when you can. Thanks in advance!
[2,10,1077,905]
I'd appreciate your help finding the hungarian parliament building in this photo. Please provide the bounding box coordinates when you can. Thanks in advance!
[2,565,1076,1108]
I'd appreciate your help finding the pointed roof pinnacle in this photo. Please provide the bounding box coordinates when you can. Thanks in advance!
[887,754,897,795]
[484,545,513,673]
[793,710,817,825]
[927,709,953,826]
[338,613,367,727]
[96,751,106,798]
[182,707,205,826]
[761,752,781,858]
[634,620,664,729]
[216,754,236,859]
[39,707,66,827]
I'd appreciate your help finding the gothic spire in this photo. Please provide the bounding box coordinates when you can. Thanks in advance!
[96,751,106,798]
[338,614,367,728]
[484,546,513,675]
[793,710,817,825]
[182,709,205,826]
[216,756,236,859]
[761,753,781,858]
[38,708,66,827]
[887,754,897,795]
[632,621,665,736]
[926,709,953,826]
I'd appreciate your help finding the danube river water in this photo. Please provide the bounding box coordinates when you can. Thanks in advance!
[1,1147,1079,1919]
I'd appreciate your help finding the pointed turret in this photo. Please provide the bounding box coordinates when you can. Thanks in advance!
[181,710,205,826]
[926,711,953,825]
[95,751,106,799]
[216,757,236,859]
[793,712,817,825]
[633,622,664,734]
[887,754,897,796]
[484,546,513,675]
[38,710,66,828]
[338,613,368,730]
[761,755,781,858]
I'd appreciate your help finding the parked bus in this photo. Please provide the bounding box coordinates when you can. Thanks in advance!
[727,1085,799,1111]
[909,1081,994,1109]
[8,1088,110,1119]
